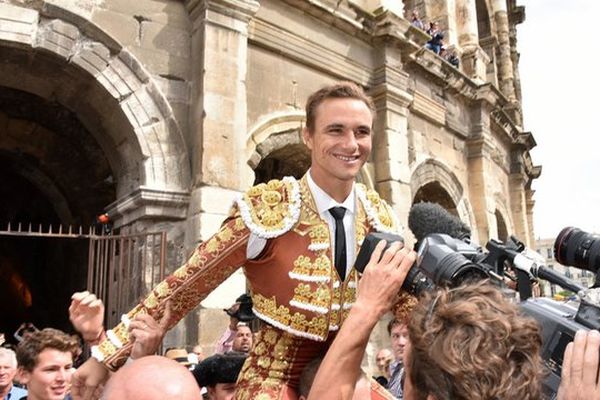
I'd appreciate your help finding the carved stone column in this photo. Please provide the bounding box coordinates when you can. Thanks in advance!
[491,0,516,101]
[178,0,259,347]
[455,0,488,82]
[466,100,497,244]
[369,22,413,231]
[185,0,259,246]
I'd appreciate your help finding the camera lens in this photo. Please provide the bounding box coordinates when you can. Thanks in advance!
[554,227,600,272]
[431,252,488,286]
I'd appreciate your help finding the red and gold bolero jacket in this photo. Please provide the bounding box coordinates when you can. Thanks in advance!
[93,175,401,370]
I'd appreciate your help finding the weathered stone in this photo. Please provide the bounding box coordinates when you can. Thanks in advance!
[0,2,38,45]
[90,8,138,46]
[71,41,111,76]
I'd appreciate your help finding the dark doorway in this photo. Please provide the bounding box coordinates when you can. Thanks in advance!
[0,87,115,342]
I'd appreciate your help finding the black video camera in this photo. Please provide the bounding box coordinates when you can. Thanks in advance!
[353,231,501,297]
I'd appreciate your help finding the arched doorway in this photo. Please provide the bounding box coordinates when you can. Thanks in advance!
[412,181,458,216]
[0,2,191,340]
[495,209,508,241]
[0,88,114,339]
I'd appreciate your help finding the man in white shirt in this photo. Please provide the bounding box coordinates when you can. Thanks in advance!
[72,81,413,400]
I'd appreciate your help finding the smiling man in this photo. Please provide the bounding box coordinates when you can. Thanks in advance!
[16,329,79,400]
[73,82,411,400]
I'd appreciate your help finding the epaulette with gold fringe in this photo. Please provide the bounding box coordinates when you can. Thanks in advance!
[236,177,301,238]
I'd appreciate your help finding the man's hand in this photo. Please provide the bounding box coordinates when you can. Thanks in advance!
[355,241,416,320]
[557,330,600,400]
[69,291,105,343]
[129,302,172,359]
[71,357,110,400]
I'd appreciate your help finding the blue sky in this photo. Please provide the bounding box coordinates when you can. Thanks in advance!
[518,0,600,239]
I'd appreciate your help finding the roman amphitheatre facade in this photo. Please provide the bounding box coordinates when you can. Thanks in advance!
[0,0,539,355]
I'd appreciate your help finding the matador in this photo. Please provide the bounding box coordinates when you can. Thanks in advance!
[73,82,402,400]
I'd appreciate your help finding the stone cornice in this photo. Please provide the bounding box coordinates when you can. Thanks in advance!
[249,17,372,85]
[185,0,260,24]
[280,0,370,36]
[106,187,191,227]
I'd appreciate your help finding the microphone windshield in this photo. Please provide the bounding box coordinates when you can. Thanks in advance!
[408,202,471,242]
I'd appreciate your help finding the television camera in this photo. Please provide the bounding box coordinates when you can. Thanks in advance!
[353,203,600,400]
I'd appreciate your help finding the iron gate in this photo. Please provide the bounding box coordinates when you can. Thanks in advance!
[0,223,167,328]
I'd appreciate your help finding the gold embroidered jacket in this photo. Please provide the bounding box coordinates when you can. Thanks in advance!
[93,175,401,370]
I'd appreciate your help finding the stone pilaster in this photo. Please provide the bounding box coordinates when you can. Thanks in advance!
[456,0,488,82]
[509,171,531,247]
[491,0,516,102]
[466,102,496,244]
[526,188,535,247]
[369,39,413,228]
[184,0,259,248]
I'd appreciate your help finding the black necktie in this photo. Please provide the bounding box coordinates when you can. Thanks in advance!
[329,206,347,280]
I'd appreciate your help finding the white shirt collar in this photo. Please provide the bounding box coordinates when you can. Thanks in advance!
[306,169,355,216]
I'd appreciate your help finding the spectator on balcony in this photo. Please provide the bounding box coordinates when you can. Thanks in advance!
[425,22,444,54]
[409,9,424,30]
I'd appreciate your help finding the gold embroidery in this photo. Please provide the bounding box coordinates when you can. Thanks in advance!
[291,283,331,311]
[261,190,282,206]
[154,281,170,298]
[263,329,278,345]
[217,226,233,242]
[254,341,267,356]
[257,356,271,369]
[309,223,329,247]
[289,254,332,280]
[242,179,298,232]
[253,293,329,339]
[143,293,158,309]
[290,255,311,276]
[205,237,220,253]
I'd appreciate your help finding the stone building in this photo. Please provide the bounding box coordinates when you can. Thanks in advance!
[0,0,539,356]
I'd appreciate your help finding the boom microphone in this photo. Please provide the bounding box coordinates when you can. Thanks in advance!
[408,202,471,243]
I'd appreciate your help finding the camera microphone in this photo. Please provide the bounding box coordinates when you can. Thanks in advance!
[408,202,471,244]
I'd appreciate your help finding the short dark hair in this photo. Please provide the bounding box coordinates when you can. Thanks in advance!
[16,328,79,372]
[192,352,247,388]
[304,82,376,133]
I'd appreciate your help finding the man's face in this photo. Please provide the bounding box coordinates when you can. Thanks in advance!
[0,357,17,389]
[20,348,73,400]
[232,326,253,353]
[390,323,409,361]
[375,349,393,373]
[208,382,236,400]
[303,98,373,193]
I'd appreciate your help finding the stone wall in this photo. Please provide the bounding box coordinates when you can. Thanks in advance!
[0,0,540,375]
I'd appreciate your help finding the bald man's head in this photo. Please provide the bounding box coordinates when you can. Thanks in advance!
[102,356,201,400]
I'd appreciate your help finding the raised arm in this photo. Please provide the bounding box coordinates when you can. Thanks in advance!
[307,241,416,400]
[71,213,250,400]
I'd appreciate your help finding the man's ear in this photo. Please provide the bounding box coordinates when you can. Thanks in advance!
[302,127,313,150]
[17,367,30,385]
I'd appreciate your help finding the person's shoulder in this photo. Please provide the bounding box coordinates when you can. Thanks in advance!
[11,385,28,397]
[235,176,302,238]
[356,184,403,235]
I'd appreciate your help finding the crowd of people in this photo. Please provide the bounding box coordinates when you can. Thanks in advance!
[1,81,600,400]
[409,9,460,68]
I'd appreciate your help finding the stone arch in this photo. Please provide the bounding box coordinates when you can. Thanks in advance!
[475,0,493,39]
[493,194,514,241]
[0,2,191,224]
[410,158,475,230]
